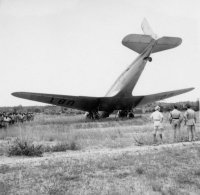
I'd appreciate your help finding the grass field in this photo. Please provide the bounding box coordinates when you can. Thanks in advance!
[0,112,199,150]
[0,112,199,194]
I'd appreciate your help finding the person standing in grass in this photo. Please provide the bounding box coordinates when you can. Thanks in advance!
[169,105,182,142]
[184,104,197,141]
[3,114,11,129]
[150,106,164,144]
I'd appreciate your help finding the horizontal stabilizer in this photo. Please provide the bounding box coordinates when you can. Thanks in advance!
[122,34,152,54]
[153,36,182,53]
[122,34,182,54]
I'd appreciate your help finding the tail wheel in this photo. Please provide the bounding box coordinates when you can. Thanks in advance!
[143,57,152,62]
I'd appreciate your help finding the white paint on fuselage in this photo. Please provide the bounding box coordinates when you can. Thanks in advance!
[105,40,155,97]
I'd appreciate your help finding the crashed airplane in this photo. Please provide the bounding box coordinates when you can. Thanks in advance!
[12,19,194,119]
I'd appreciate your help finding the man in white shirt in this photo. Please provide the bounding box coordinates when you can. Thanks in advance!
[150,106,164,144]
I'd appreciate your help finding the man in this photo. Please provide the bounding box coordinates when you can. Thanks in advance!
[0,114,3,128]
[3,114,11,129]
[169,105,182,142]
[184,104,197,141]
[150,106,164,144]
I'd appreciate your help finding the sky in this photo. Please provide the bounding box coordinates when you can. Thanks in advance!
[0,0,199,106]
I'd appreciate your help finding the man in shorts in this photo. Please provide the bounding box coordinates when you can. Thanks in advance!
[150,106,164,144]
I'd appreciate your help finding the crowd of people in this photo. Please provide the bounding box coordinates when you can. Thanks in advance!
[150,104,197,144]
[0,112,34,128]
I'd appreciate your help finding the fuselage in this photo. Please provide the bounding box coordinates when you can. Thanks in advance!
[105,40,156,98]
[98,40,156,116]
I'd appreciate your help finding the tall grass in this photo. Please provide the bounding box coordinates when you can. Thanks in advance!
[0,112,199,152]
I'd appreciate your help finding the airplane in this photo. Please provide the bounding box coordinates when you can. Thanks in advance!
[12,19,194,119]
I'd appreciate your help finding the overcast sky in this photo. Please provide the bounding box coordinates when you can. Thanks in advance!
[0,0,199,106]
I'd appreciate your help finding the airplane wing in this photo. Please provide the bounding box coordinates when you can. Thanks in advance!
[135,87,194,107]
[12,92,100,111]
[12,87,194,113]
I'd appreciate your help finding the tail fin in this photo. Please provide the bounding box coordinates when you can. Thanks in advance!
[122,19,182,54]
[141,18,157,40]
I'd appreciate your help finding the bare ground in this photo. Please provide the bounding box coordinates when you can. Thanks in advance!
[0,140,199,168]
[1,140,200,194]
[0,141,200,167]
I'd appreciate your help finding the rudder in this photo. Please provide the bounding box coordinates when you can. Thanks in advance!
[141,18,157,40]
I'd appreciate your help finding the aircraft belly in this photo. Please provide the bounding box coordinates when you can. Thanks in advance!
[99,96,142,111]
[62,100,99,111]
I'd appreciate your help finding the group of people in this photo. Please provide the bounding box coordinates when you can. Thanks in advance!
[150,104,197,144]
[0,112,34,129]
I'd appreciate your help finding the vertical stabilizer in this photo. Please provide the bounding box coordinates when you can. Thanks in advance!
[141,18,157,40]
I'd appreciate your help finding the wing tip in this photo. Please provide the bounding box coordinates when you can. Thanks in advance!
[186,87,195,92]
[11,92,27,98]
[11,92,19,97]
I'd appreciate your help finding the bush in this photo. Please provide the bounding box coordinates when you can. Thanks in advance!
[43,141,80,153]
[135,167,145,175]
[8,139,80,156]
[8,139,43,157]
[70,141,80,150]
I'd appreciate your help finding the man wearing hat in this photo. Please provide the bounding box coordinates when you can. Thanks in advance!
[150,106,164,144]
[169,105,182,142]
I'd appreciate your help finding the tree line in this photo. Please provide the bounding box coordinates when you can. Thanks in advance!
[143,100,199,113]
[0,99,199,115]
